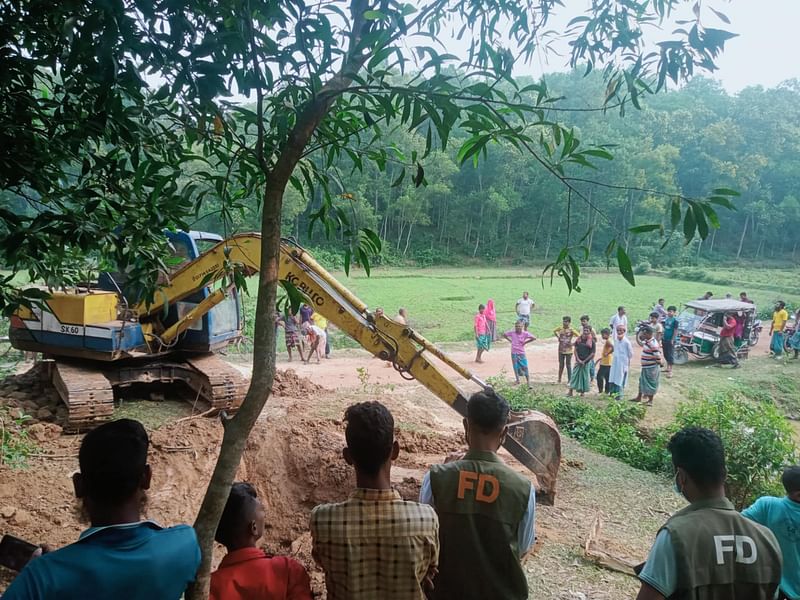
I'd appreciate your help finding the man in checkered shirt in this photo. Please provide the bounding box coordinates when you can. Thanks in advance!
[310,401,439,600]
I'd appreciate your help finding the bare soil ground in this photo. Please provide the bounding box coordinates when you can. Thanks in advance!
[0,347,683,598]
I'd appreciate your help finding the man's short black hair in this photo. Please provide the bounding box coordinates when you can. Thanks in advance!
[344,401,395,475]
[467,389,509,433]
[617,306,625,311]
[782,466,800,493]
[641,324,653,334]
[562,316,571,322]
[580,315,589,321]
[79,419,148,505]
[215,482,259,547]
[668,427,726,487]
[600,327,611,335]
[649,311,659,318]
[667,305,677,312]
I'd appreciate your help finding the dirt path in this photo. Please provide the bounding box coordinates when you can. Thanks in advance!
[229,335,645,389]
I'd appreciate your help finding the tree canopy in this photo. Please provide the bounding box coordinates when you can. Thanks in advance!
[1,1,740,596]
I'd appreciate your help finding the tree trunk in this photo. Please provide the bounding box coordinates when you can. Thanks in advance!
[530,211,544,256]
[403,221,414,256]
[709,227,716,253]
[186,180,284,599]
[736,213,749,259]
[502,215,511,257]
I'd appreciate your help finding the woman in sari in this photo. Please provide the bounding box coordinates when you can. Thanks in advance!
[567,328,594,397]
[485,299,498,341]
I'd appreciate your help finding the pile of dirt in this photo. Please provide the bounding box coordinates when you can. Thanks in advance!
[272,368,325,398]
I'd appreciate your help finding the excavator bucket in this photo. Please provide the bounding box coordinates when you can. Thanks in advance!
[504,410,562,505]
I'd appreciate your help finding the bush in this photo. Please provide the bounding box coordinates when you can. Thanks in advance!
[634,261,652,275]
[413,247,450,267]
[1,406,36,468]
[489,378,797,504]
[675,391,797,509]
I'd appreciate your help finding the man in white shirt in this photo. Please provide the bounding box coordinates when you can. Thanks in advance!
[610,306,628,332]
[515,291,535,331]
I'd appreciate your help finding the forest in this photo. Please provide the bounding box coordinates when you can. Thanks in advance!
[154,70,800,269]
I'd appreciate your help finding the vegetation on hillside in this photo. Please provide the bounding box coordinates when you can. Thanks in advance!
[179,73,800,269]
[492,378,798,509]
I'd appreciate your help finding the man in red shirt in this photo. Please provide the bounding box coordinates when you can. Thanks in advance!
[717,313,740,368]
[211,482,312,600]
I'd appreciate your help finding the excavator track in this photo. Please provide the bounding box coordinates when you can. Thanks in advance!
[50,361,115,432]
[184,354,248,411]
[51,354,248,431]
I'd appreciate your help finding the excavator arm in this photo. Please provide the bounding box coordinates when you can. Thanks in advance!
[140,233,561,502]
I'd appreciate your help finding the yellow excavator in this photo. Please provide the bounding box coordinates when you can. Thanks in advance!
[10,232,561,501]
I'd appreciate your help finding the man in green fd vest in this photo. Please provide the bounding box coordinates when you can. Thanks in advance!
[637,427,782,600]
[419,389,535,600]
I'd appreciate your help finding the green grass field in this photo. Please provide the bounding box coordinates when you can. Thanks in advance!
[244,266,800,346]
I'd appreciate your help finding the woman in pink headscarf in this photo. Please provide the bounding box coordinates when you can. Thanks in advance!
[485,299,498,341]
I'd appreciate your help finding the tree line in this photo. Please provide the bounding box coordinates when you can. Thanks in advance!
[185,70,800,269]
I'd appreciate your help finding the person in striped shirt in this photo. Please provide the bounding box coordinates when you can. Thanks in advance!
[632,325,663,406]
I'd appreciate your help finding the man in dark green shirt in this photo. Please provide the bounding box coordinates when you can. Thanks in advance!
[637,427,782,600]
[419,389,535,600]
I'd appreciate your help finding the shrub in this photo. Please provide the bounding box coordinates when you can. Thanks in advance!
[1,406,36,468]
[675,391,797,509]
[633,261,651,275]
[490,378,796,505]
[413,247,450,267]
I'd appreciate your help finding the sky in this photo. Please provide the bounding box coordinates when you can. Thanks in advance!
[523,0,800,93]
[704,0,800,91]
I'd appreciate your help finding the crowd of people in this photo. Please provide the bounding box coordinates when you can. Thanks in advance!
[3,402,799,600]
[471,291,799,408]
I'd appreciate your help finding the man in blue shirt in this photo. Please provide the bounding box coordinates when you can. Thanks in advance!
[743,466,800,600]
[662,306,678,379]
[4,419,200,600]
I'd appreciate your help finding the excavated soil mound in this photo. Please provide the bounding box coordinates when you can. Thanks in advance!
[271,368,325,398]
[0,363,324,434]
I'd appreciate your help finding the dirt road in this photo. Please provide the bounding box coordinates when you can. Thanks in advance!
[230,335,645,389]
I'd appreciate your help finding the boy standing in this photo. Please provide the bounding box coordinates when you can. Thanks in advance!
[311,402,439,600]
[770,301,789,357]
[4,419,200,600]
[597,328,613,393]
[633,325,662,406]
[474,304,490,363]
[420,390,535,600]
[554,316,580,383]
[503,320,536,388]
[211,482,312,600]
[608,325,633,397]
[648,311,664,342]
[515,291,535,331]
[662,306,678,378]
[742,466,800,600]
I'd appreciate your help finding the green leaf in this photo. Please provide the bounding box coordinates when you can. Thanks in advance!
[671,199,682,230]
[683,205,696,242]
[280,279,305,315]
[363,10,385,20]
[616,246,635,286]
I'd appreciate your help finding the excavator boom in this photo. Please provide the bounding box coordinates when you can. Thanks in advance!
[150,234,560,501]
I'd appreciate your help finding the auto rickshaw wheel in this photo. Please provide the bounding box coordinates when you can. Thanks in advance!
[711,342,721,360]
[673,346,689,365]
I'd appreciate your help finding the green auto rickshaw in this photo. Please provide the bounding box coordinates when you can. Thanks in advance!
[672,299,760,365]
